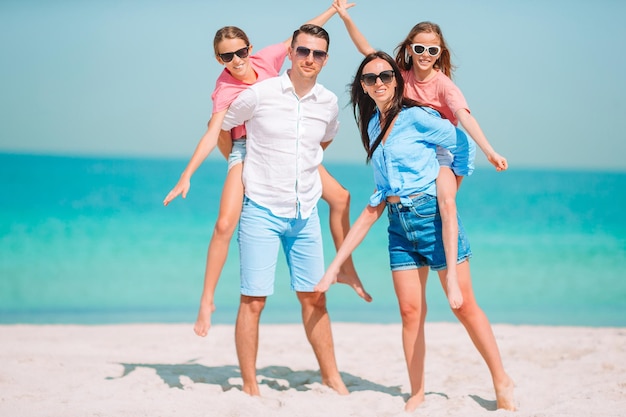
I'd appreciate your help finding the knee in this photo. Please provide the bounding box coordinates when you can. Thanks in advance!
[450,299,479,320]
[325,187,351,211]
[300,292,327,311]
[438,194,457,214]
[213,214,238,237]
[240,296,266,316]
[398,301,427,325]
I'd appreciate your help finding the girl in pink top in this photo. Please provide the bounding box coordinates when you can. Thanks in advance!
[164,2,372,339]
[328,2,515,412]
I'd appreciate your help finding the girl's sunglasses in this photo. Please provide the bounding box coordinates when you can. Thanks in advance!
[218,46,250,63]
[361,70,395,86]
[410,44,441,56]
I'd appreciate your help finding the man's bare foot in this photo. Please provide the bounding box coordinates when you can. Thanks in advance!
[336,269,372,302]
[495,374,516,411]
[445,272,463,309]
[193,301,216,337]
[322,375,349,395]
[405,392,425,412]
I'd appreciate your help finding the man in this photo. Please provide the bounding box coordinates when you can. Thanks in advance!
[221,24,348,396]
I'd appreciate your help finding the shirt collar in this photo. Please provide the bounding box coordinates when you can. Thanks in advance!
[280,70,320,99]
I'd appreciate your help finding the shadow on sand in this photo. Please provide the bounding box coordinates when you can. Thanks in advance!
[108,359,405,399]
[108,360,494,410]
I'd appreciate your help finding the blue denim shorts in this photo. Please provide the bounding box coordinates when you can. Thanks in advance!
[227,139,246,171]
[386,194,472,271]
[237,197,325,296]
[436,128,476,177]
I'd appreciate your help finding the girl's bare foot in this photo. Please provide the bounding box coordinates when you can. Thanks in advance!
[193,301,216,337]
[315,269,373,302]
[336,269,372,302]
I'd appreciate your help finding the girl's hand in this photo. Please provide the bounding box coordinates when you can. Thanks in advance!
[488,152,508,171]
[163,177,191,206]
[333,0,356,18]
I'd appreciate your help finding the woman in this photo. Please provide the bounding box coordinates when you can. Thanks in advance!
[163,1,371,339]
[330,1,509,309]
[317,51,515,412]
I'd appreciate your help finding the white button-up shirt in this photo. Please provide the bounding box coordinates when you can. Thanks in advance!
[222,71,339,219]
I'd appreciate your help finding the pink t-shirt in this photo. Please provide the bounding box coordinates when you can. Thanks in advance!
[211,43,287,139]
[401,69,468,126]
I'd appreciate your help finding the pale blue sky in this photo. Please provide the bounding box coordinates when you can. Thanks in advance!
[1,0,625,170]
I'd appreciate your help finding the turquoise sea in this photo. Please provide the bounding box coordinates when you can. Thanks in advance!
[1,153,625,327]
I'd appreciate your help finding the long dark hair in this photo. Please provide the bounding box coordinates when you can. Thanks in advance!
[350,51,421,162]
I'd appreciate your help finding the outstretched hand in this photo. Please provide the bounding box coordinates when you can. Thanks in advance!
[163,178,191,206]
[333,0,356,17]
[488,152,508,172]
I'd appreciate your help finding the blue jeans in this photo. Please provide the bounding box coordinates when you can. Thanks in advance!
[386,194,472,271]
[237,197,324,296]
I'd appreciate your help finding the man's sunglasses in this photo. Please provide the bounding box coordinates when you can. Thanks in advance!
[410,44,441,56]
[361,70,395,86]
[218,46,250,63]
[294,46,328,62]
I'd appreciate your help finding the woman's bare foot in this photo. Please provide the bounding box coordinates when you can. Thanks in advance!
[193,301,216,337]
[322,374,349,395]
[445,272,463,309]
[495,374,516,410]
[405,392,425,412]
[242,381,261,396]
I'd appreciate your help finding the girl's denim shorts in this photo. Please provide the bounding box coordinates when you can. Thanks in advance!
[227,138,246,171]
[386,193,472,271]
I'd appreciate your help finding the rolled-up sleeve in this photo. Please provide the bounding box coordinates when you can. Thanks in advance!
[222,87,257,131]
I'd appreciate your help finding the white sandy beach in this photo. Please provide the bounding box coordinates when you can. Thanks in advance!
[1,322,625,417]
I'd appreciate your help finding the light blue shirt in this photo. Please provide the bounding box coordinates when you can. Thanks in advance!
[368,106,457,207]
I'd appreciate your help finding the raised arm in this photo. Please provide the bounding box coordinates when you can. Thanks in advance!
[281,0,356,49]
[332,0,375,56]
[455,109,508,171]
[163,109,228,206]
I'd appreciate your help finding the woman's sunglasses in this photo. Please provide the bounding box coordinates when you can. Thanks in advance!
[218,46,250,63]
[410,44,441,56]
[361,70,395,86]
[294,46,328,62]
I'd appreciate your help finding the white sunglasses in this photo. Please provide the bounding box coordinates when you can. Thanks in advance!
[410,43,441,56]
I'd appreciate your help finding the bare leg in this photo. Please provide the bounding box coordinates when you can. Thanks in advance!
[317,165,372,302]
[392,267,429,412]
[194,162,244,337]
[436,167,463,309]
[437,261,516,410]
[235,295,266,396]
[297,291,349,395]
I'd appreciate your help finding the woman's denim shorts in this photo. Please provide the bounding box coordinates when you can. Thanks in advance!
[386,193,472,271]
